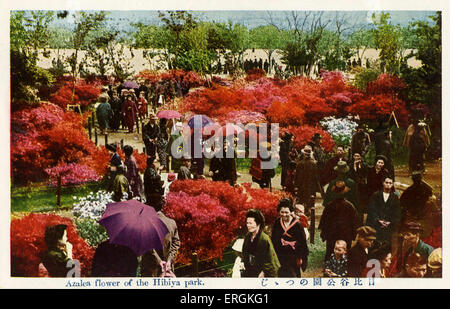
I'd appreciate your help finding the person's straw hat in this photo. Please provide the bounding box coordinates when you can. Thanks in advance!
[334,160,349,173]
[428,248,442,270]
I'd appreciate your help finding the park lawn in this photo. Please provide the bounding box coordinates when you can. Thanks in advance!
[11,181,104,213]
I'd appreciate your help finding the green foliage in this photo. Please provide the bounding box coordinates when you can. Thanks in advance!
[400,12,441,159]
[372,12,403,75]
[48,26,73,49]
[319,30,353,71]
[353,66,383,92]
[249,25,284,73]
[10,11,55,59]
[10,11,55,103]
[10,49,54,103]
[75,218,109,248]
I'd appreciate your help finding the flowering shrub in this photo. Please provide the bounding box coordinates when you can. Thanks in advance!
[72,190,114,220]
[11,103,107,185]
[284,125,335,152]
[347,94,409,127]
[75,218,109,248]
[217,110,266,125]
[45,163,100,186]
[245,68,266,82]
[11,213,94,277]
[266,99,306,126]
[165,179,284,263]
[165,192,232,264]
[319,116,359,147]
[49,79,101,109]
[136,69,205,89]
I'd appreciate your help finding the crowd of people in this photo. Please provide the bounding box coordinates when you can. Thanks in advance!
[40,78,441,279]
[237,117,439,278]
[95,78,190,135]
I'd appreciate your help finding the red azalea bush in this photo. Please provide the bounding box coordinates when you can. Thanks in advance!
[217,110,266,125]
[165,179,283,263]
[284,125,335,152]
[245,68,266,82]
[164,192,233,264]
[347,94,409,127]
[266,99,306,126]
[11,213,95,277]
[11,103,106,184]
[49,79,101,109]
[347,73,409,126]
[136,69,205,89]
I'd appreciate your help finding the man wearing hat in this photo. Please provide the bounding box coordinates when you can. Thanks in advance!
[319,181,359,261]
[320,145,347,187]
[109,91,122,131]
[322,160,359,212]
[400,170,433,223]
[347,226,377,277]
[308,133,325,174]
[390,221,434,276]
[350,123,371,159]
[294,146,321,215]
[142,114,160,158]
[96,94,113,135]
[144,156,164,206]
[177,157,193,180]
[280,132,294,189]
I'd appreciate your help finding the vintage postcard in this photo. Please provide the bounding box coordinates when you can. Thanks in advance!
[1,0,448,293]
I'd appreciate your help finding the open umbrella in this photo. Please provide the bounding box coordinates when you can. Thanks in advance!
[121,81,139,89]
[187,114,214,129]
[157,110,182,119]
[98,200,169,256]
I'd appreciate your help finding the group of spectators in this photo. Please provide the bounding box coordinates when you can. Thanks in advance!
[260,118,440,278]
[96,78,191,135]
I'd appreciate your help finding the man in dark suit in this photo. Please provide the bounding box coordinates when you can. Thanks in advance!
[366,176,402,245]
[347,226,377,277]
[318,181,359,261]
[294,146,320,215]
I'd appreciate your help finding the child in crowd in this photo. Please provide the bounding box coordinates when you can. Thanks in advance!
[293,203,310,240]
[323,240,348,277]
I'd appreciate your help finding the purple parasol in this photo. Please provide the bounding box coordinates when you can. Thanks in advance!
[98,200,169,256]
[157,110,183,119]
[187,114,214,129]
[121,81,139,89]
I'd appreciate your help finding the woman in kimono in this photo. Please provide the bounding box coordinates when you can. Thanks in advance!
[123,145,143,200]
[242,209,280,277]
[271,198,309,277]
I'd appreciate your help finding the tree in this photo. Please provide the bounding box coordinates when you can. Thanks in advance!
[67,12,107,102]
[208,21,249,77]
[372,12,403,75]
[280,11,331,76]
[10,11,55,103]
[401,12,441,159]
[132,23,172,70]
[249,25,284,74]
